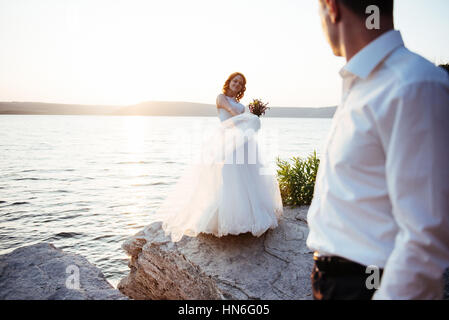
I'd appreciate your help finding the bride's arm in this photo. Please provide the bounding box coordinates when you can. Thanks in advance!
[216,94,239,116]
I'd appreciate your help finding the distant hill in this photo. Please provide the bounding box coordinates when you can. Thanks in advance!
[0,102,122,115]
[0,101,336,118]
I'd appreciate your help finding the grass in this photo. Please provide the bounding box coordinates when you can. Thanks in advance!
[276,151,320,207]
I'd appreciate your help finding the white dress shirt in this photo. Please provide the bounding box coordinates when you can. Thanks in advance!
[306,30,449,299]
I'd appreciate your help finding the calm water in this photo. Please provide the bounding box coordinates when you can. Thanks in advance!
[0,115,331,287]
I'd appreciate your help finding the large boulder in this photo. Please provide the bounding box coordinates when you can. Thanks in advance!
[0,243,127,300]
[118,206,314,300]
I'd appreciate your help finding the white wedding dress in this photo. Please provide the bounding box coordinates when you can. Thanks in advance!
[146,96,283,242]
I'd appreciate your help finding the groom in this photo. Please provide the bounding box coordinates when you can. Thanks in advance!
[307,0,449,299]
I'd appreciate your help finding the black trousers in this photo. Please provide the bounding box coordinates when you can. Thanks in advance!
[311,258,384,300]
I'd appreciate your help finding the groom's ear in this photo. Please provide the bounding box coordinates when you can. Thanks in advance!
[323,0,340,24]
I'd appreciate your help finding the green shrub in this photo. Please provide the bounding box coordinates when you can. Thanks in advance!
[276,151,320,207]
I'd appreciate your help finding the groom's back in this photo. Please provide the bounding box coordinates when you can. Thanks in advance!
[349,44,449,133]
[307,30,449,277]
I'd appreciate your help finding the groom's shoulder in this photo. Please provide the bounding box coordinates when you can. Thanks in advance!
[382,47,449,88]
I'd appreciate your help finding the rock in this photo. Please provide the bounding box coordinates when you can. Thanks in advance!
[0,243,128,300]
[118,206,314,300]
[444,268,449,300]
[118,205,449,300]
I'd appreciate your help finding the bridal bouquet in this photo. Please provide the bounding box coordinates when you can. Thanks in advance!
[248,99,270,117]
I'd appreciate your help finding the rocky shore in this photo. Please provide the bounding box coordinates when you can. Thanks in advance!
[0,243,127,300]
[118,206,314,300]
[118,205,449,300]
[1,207,447,300]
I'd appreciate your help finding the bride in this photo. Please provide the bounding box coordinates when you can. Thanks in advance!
[146,72,283,242]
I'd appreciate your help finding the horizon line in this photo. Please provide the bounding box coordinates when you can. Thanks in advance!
[0,100,337,109]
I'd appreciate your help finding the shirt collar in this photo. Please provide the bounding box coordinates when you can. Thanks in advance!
[339,30,404,79]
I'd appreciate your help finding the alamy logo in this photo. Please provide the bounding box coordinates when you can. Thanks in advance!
[365,265,380,290]
[366,5,380,30]
[66,264,80,290]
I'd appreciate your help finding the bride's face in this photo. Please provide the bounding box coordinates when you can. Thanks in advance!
[229,75,244,95]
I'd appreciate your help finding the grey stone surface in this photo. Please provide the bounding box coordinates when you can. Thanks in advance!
[118,206,314,300]
[0,243,128,300]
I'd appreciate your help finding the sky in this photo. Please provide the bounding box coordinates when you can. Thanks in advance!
[1,0,448,108]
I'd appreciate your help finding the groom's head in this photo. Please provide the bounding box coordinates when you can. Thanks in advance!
[318,0,394,58]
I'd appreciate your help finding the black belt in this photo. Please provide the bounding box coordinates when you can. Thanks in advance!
[313,253,379,276]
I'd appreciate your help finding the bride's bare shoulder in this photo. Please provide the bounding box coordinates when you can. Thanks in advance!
[216,93,226,101]
[216,94,228,108]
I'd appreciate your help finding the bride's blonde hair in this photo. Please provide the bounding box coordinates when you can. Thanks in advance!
[222,72,246,102]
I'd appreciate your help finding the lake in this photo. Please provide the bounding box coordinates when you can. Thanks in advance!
[0,115,331,287]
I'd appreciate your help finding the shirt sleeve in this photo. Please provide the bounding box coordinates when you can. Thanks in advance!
[372,81,449,299]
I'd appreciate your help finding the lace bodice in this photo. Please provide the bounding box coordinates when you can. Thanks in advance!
[217,95,246,122]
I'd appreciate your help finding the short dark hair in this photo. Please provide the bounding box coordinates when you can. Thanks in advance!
[339,0,394,17]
